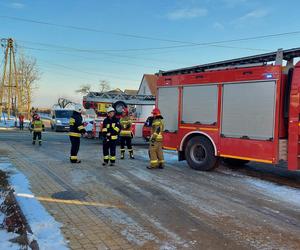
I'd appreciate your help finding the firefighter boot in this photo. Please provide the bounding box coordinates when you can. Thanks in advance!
[39,141,42,146]
[129,150,135,159]
[120,151,125,160]
[32,140,36,145]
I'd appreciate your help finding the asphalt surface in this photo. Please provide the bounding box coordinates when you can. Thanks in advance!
[1,129,300,249]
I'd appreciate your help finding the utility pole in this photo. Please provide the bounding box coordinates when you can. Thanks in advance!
[0,38,21,120]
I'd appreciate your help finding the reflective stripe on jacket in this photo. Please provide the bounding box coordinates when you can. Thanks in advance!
[120,116,132,137]
[31,120,44,132]
[150,117,164,142]
[101,116,121,140]
[69,111,85,137]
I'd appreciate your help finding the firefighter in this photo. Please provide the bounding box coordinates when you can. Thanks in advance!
[69,104,86,163]
[148,107,164,169]
[31,114,45,145]
[119,108,134,159]
[102,107,121,166]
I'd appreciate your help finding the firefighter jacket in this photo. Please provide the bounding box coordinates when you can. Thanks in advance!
[69,111,86,137]
[150,116,164,142]
[102,116,121,140]
[31,120,44,132]
[119,116,133,137]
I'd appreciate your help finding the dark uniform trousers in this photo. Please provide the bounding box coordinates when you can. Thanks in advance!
[120,137,133,152]
[70,136,80,161]
[103,139,117,163]
[33,132,42,142]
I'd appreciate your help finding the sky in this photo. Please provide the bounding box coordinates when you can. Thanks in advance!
[1,0,300,107]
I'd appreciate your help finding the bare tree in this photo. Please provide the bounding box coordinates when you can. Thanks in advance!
[75,84,91,95]
[17,53,40,119]
[99,80,111,93]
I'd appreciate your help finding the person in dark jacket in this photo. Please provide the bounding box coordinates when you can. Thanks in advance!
[69,105,86,163]
[101,107,121,166]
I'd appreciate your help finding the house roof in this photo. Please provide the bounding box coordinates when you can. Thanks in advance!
[138,74,158,96]
[124,89,138,95]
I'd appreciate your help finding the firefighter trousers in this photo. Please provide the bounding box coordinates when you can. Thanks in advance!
[33,132,42,143]
[149,141,164,168]
[69,136,80,162]
[120,136,133,152]
[103,139,117,163]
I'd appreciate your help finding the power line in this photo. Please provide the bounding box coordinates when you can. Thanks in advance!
[0,15,192,44]
[38,58,140,82]
[1,16,296,53]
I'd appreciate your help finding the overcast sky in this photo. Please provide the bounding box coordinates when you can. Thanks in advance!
[1,0,300,107]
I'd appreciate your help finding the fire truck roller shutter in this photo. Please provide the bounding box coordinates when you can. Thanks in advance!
[157,87,179,132]
[221,81,276,140]
[182,84,218,125]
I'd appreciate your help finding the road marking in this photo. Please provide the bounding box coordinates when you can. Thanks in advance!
[220,154,273,164]
[16,193,124,208]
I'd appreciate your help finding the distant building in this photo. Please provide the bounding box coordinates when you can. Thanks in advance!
[136,74,158,120]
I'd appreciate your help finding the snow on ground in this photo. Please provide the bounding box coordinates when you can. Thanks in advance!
[0,162,69,250]
[244,178,300,207]
[0,230,20,250]
[137,148,300,208]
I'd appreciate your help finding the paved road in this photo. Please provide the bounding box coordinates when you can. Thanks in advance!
[0,130,300,250]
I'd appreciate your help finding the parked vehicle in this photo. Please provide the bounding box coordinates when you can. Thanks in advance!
[51,109,73,132]
[156,48,300,171]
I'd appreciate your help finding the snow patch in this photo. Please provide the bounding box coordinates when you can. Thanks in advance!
[245,178,300,207]
[0,231,20,250]
[0,162,69,250]
[100,207,156,246]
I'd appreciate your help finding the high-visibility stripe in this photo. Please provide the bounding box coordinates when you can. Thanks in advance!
[128,149,133,152]
[104,155,109,160]
[150,160,158,163]
[110,156,116,160]
[120,149,125,152]
[111,135,118,140]
[114,127,120,132]
[120,130,132,136]
[78,125,85,130]
[163,146,177,150]
[70,156,78,160]
[102,128,107,132]
[179,126,218,131]
[220,154,273,164]
[69,132,81,137]
[158,160,165,163]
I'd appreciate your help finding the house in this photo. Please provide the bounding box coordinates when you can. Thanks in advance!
[136,74,158,120]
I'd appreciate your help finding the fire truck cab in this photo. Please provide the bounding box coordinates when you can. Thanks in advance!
[157,48,300,171]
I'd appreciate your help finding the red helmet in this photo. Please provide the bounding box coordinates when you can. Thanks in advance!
[151,107,161,116]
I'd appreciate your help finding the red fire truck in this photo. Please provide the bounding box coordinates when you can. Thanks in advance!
[156,48,300,171]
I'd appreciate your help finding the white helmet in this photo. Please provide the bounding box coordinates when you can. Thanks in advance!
[106,106,115,113]
[74,104,83,113]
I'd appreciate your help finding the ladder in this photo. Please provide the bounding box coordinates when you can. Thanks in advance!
[83,92,155,105]
[159,47,300,76]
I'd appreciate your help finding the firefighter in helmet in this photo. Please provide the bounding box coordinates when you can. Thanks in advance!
[148,107,164,169]
[119,108,134,159]
[69,104,86,163]
[102,107,121,166]
[31,114,45,145]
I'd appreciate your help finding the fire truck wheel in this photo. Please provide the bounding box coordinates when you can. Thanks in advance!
[185,136,218,171]
[222,158,249,167]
